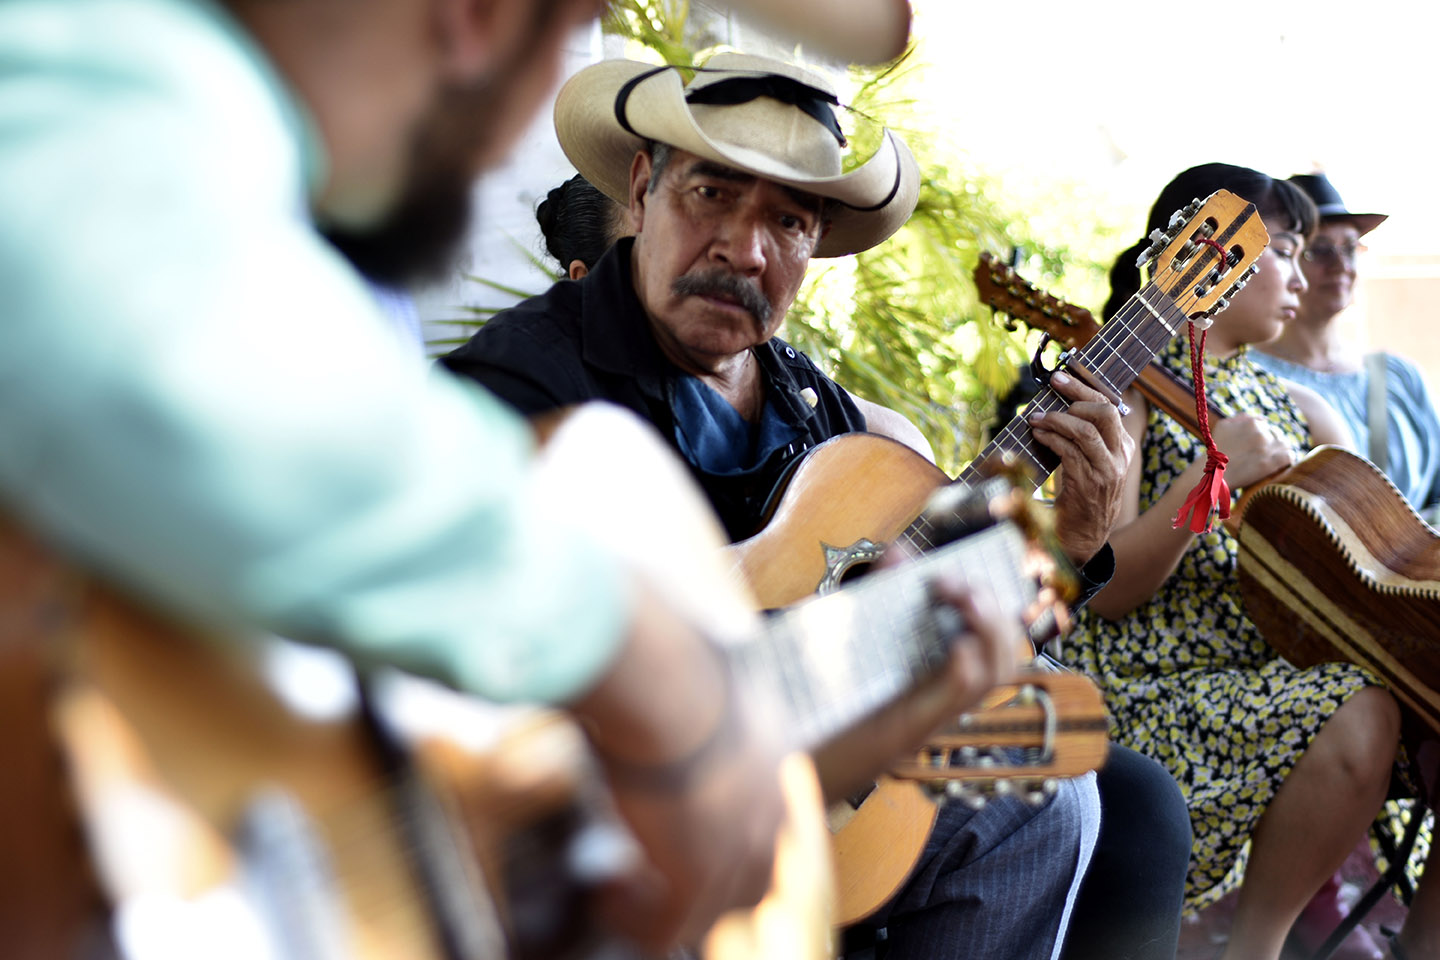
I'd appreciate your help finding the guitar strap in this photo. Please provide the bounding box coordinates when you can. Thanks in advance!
[1365,352,1389,472]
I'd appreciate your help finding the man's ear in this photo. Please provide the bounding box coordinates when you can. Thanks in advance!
[430,0,526,80]
[628,150,652,232]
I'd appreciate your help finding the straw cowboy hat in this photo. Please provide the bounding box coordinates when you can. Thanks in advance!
[553,52,921,258]
[716,0,911,64]
[1289,173,1388,236]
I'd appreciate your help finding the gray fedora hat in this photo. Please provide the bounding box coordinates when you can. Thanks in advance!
[553,52,920,258]
[1289,173,1387,236]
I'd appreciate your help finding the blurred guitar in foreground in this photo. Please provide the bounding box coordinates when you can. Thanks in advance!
[5,404,1115,959]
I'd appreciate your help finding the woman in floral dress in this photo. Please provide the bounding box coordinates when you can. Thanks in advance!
[1063,164,1437,960]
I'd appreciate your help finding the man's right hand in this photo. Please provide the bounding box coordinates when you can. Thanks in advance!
[569,584,786,952]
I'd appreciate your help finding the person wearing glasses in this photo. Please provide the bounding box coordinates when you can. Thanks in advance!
[1253,174,1440,519]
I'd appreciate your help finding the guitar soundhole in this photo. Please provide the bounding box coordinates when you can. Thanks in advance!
[818,539,885,595]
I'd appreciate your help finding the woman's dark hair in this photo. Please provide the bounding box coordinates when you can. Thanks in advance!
[535,173,627,276]
[1103,163,1318,320]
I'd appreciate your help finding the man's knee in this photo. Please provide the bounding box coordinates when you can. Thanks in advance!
[1097,746,1192,866]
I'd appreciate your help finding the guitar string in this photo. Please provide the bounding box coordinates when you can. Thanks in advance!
[961,248,1233,484]
[755,528,1029,748]
[903,227,1252,560]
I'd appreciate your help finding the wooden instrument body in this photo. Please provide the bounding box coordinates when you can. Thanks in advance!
[1236,445,1440,735]
[1,405,841,960]
[726,434,1109,925]
[730,432,951,611]
[825,673,1108,925]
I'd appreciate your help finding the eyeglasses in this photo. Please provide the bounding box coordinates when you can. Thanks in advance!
[1302,241,1364,265]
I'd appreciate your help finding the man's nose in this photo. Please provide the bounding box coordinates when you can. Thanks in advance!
[712,215,766,275]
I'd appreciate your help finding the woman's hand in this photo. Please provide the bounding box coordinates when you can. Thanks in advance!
[1211,414,1296,488]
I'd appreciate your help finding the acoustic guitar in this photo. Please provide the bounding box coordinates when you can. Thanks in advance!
[969,259,1440,739]
[5,405,1111,959]
[972,250,1222,438]
[1235,445,1440,738]
[727,190,1271,924]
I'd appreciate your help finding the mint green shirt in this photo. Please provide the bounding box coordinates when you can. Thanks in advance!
[0,0,626,702]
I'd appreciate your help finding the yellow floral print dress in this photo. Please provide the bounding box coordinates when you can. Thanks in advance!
[1064,337,1428,909]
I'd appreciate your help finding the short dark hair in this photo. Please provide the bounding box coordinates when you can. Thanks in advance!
[645,141,674,194]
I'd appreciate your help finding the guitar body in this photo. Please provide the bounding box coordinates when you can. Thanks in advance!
[825,672,1110,925]
[54,589,461,960]
[729,432,950,611]
[826,777,937,926]
[726,437,1112,927]
[1236,445,1440,735]
[5,405,840,960]
[18,568,837,960]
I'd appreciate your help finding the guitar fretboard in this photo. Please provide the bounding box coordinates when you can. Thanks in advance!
[732,522,1032,750]
[956,201,1261,495]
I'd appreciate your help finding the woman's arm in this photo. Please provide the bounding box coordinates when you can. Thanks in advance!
[1086,394,1297,620]
[1283,379,1357,450]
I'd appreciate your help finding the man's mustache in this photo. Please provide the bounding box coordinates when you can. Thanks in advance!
[672,269,771,326]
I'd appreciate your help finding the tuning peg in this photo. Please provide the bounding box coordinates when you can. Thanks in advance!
[1135,227,1168,268]
[1211,296,1231,313]
[991,779,1014,797]
[944,780,989,810]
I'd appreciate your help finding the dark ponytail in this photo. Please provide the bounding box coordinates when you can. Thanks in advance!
[1102,239,1151,322]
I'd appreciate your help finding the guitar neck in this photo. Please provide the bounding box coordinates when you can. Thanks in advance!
[734,522,1033,751]
[958,282,1190,488]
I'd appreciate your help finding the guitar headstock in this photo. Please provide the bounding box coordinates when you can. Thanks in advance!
[1133,188,1269,327]
[973,252,1101,348]
[889,671,1109,807]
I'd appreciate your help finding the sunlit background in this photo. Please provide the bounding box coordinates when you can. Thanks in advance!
[415,0,1440,391]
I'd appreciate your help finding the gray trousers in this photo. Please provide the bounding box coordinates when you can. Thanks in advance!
[847,772,1100,960]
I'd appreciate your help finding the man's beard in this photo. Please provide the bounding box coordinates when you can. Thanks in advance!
[322,83,498,287]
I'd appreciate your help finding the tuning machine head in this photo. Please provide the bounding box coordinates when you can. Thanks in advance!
[1136,197,1210,271]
